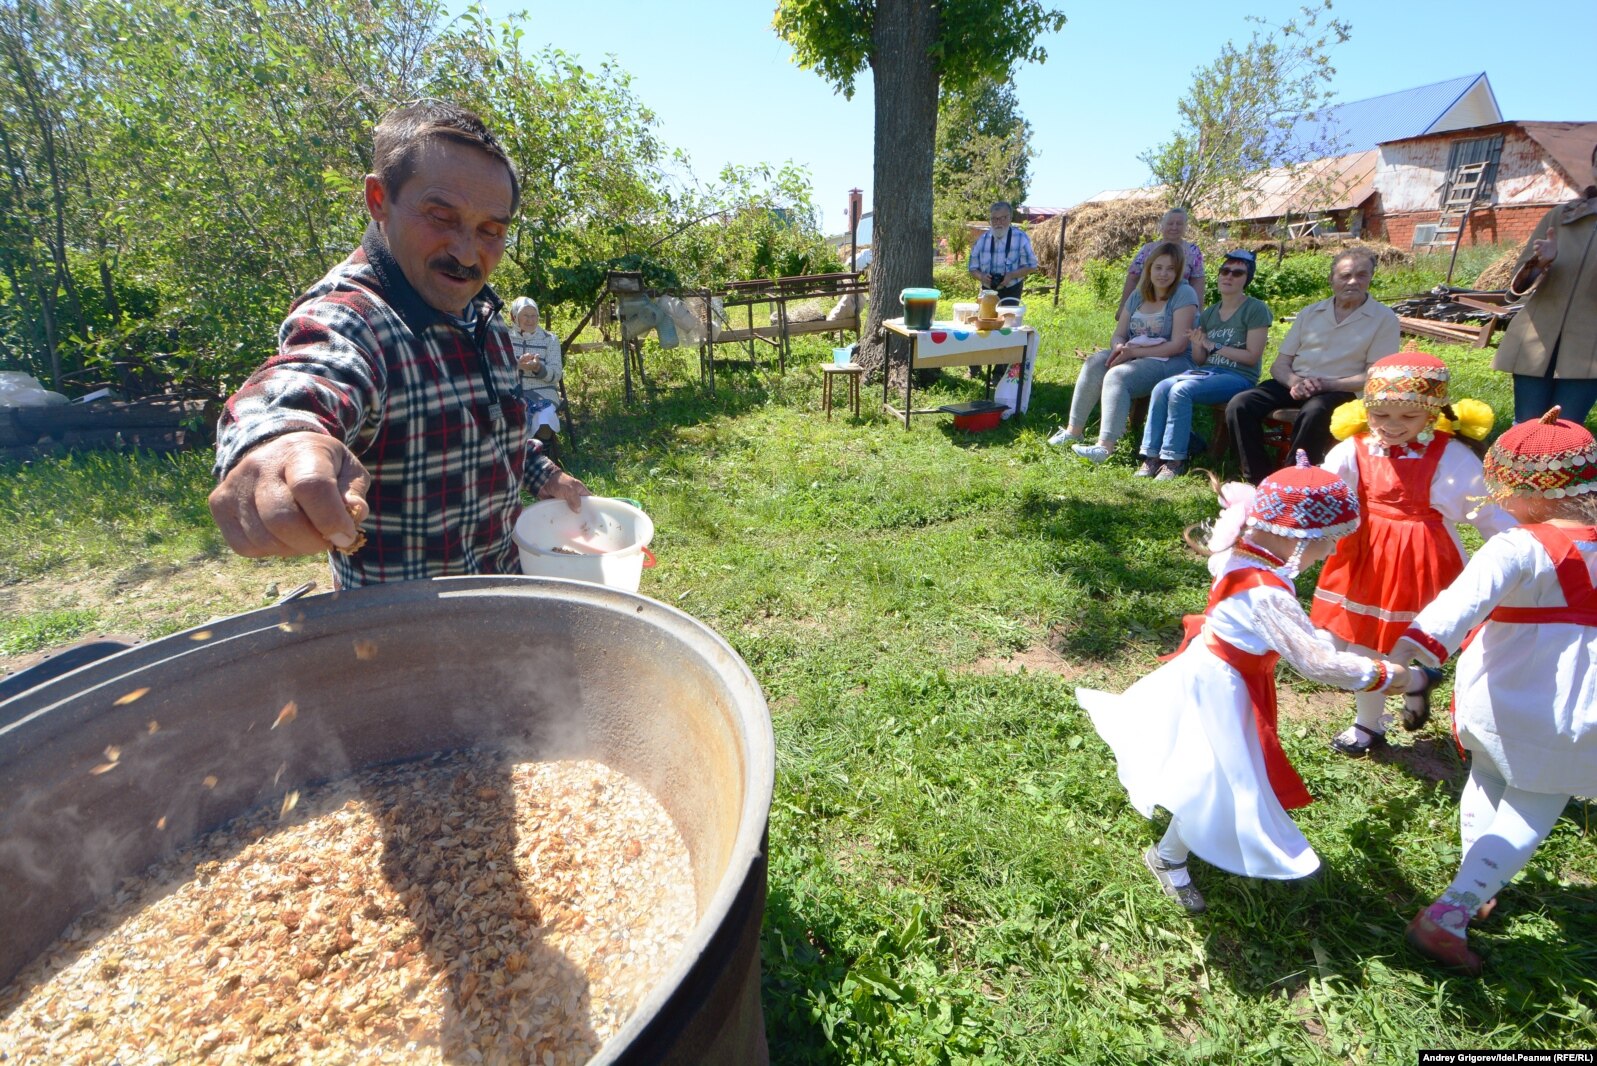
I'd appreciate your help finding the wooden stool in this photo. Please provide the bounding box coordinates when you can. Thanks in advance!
[822,362,864,420]
[1261,408,1301,466]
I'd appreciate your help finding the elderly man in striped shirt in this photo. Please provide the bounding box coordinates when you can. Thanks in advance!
[966,201,1038,301]
[209,100,588,588]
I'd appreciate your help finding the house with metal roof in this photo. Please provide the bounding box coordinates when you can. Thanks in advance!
[1072,74,1505,226]
[1285,73,1502,157]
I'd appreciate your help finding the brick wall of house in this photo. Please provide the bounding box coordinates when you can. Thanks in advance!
[1372,204,1552,250]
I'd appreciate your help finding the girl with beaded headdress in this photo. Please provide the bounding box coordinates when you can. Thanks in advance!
[1078,457,1423,914]
[1389,408,1597,975]
[1310,351,1516,757]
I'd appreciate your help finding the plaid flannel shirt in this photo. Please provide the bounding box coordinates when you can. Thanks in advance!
[214,224,557,587]
[967,226,1038,279]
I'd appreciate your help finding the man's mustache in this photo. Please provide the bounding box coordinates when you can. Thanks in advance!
[429,256,482,283]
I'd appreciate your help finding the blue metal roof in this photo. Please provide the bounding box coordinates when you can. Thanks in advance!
[1285,73,1488,156]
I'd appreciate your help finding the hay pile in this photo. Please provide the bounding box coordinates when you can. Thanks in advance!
[1472,246,1523,291]
[1032,201,1165,281]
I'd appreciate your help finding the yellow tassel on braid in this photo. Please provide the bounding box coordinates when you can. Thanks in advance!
[1330,398,1368,441]
[1434,398,1495,441]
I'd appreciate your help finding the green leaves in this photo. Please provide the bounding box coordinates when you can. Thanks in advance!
[1139,2,1351,215]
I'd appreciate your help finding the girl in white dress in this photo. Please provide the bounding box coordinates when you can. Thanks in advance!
[1080,455,1418,913]
[1391,408,1597,975]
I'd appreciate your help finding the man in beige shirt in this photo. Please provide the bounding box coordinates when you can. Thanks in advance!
[1225,249,1402,483]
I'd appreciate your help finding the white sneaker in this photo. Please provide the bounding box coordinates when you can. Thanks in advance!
[1072,442,1111,464]
[1047,427,1082,446]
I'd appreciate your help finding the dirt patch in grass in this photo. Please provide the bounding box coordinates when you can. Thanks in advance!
[0,555,323,675]
[1275,686,1348,727]
[963,642,1084,680]
[1372,735,1464,784]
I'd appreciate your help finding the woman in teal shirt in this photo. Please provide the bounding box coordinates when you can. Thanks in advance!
[1136,251,1273,480]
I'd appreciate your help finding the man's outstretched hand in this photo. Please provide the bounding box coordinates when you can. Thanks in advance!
[209,431,370,557]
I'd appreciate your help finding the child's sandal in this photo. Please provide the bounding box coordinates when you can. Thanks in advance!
[1330,722,1386,757]
[1143,846,1207,914]
[1400,666,1445,732]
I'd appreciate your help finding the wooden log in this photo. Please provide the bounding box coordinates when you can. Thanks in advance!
[1398,316,1481,346]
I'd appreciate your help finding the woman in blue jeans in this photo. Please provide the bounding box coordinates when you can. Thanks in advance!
[1137,251,1273,480]
[1052,241,1197,462]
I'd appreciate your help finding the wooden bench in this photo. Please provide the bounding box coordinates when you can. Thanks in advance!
[717,272,867,373]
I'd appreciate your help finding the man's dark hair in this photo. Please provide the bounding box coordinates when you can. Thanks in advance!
[372,100,520,213]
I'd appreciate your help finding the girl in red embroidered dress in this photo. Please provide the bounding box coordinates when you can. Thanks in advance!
[1310,352,1515,756]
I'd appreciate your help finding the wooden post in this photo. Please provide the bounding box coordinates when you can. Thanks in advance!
[848,188,863,273]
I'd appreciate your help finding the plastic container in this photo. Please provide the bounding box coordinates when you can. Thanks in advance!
[952,302,978,325]
[954,408,1003,432]
[0,578,774,1063]
[997,297,1026,327]
[899,287,941,331]
[832,347,853,365]
[513,497,656,591]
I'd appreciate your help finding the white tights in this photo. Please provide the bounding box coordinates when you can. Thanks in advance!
[1157,819,1190,864]
[1335,639,1391,733]
[1437,755,1569,916]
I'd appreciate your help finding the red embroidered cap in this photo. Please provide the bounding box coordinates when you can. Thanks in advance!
[1483,406,1597,500]
[1246,451,1360,539]
[1364,351,1449,410]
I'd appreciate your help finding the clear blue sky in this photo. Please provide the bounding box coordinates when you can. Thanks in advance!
[460,1,1592,235]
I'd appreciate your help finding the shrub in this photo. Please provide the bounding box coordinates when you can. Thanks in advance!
[932,264,979,299]
[1084,257,1131,309]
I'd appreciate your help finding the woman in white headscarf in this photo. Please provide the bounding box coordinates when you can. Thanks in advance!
[507,296,563,455]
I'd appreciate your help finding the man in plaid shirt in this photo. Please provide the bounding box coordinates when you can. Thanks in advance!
[209,101,587,587]
[966,201,1038,301]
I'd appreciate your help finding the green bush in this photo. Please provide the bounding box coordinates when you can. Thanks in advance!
[932,263,979,299]
[1248,254,1334,311]
[1084,257,1131,309]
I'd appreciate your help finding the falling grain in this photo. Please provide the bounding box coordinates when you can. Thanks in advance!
[271,701,299,729]
[113,688,150,707]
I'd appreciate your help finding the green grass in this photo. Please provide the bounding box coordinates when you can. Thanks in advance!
[0,607,100,655]
[2,280,1592,1063]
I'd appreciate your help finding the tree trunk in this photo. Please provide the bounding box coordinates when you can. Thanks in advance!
[857,0,939,388]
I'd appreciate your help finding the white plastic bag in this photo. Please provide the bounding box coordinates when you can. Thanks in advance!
[617,296,658,341]
[657,295,706,345]
[0,371,69,408]
[993,369,1020,418]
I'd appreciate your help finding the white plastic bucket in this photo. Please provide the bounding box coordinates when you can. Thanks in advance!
[952,302,979,325]
[997,297,1026,327]
[512,497,656,591]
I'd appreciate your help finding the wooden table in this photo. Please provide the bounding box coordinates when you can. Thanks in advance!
[881,319,1038,429]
